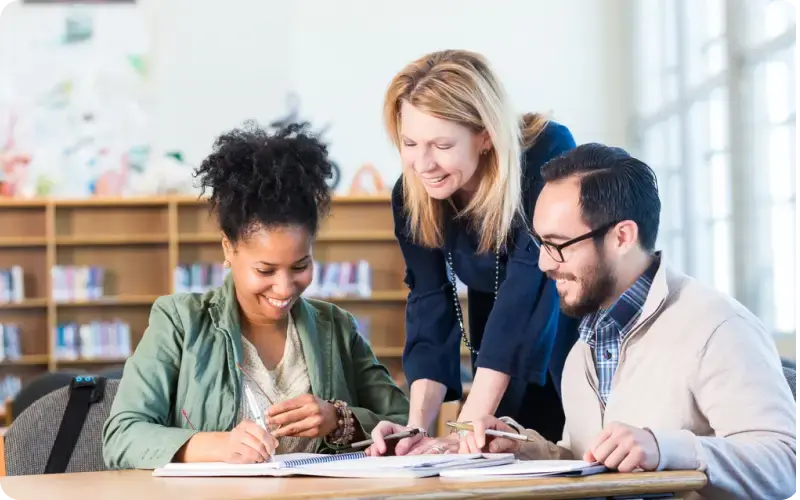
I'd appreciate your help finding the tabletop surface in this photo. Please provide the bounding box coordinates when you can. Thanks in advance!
[0,468,707,500]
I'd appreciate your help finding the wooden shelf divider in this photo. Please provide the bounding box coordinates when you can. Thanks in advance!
[0,194,471,426]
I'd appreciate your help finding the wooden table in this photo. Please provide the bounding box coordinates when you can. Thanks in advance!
[0,469,706,499]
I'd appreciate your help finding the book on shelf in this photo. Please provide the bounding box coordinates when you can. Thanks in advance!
[54,320,131,360]
[0,324,22,361]
[0,266,24,303]
[304,260,371,299]
[0,375,21,402]
[174,263,230,294]
[354,316,371,342]
[51,265,105,302]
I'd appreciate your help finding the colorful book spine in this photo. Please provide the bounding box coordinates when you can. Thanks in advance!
[0,266,25,303]
[50,266,105,302]
[304,260,372,299]
[0,375,21,402]
[53,320,131,360]
[0,324,22,361]
[354,316,371,341]
[174,263,229,294]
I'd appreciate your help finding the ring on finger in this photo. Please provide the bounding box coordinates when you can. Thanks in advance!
[430,444,446,454]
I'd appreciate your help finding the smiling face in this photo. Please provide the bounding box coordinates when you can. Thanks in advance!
[532,177,616,317]
[399,101,490,200]
[222,225,314,324]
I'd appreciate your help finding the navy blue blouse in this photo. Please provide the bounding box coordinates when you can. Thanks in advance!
[393,122,578,402]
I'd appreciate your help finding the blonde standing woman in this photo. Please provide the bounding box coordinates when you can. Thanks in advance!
[367,50,580,456]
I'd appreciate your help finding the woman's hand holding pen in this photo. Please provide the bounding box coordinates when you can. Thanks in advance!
[266,394,339,438]
[365,422,430,456]
[225,420,278,464]
[456,416,521,454]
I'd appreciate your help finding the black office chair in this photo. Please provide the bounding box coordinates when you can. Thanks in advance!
[5,377,119,475]
[9,371,82,423]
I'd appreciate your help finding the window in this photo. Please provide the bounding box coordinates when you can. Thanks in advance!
[687,87,733,296]
[631,0,796,335]
[642,116,685,271]
[749,43,796,334]
[683,0,727,86]
[633,0,679,114]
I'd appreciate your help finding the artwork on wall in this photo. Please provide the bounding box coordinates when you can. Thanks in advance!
[268,93,342,191]
[0,3,157,198]
[348,163,390,196]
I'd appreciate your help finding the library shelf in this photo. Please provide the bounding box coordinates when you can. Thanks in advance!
[0,194,471,431]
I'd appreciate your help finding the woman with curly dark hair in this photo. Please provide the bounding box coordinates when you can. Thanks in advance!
[102,122,409,469]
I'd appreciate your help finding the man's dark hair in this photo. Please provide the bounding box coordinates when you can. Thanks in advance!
[540,143,661,251]
[194,120,334,243]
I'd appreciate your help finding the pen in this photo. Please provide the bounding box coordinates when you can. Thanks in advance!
[349,427,421,449]
[242,384,268,431]
[446,421,532,442]
[241,384,275,463]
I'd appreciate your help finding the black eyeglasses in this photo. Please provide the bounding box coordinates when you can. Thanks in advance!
[531,221,620,263]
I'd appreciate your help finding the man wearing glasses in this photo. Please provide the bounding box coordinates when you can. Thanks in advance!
[457,144,796,500]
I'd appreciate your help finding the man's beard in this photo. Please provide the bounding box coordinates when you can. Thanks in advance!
[548,258,616,318]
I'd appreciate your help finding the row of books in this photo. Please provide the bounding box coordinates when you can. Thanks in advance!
[54,320,132,360]
[0,324,22,361]
[174,263,230,294]
[0,266,24,303]
[51,266,105,302]
[305,260,372,298]
[173,260,373,299]
[0,375,21,402]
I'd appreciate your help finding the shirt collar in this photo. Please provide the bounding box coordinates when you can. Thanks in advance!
[578,254,661,341]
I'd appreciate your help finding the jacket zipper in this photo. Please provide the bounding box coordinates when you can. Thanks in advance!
[616,297,667,375]
[586,296,668,427]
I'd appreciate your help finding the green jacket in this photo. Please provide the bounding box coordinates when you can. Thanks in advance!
[102,276,409,469]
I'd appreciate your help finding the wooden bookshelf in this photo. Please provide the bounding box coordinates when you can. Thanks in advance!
[0,196,472,400]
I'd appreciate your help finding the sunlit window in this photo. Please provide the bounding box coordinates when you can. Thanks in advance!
[632,0,796,335]
[683,0,727,86]
[751,43,796,334]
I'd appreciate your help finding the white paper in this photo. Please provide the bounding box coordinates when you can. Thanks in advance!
[439,459,607,478]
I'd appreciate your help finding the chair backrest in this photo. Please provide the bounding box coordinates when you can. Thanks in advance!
[783,366,800,399]
[5,379,119,475]
[9,371,81,423]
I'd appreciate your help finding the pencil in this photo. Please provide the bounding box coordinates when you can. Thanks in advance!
[446,421,532,442]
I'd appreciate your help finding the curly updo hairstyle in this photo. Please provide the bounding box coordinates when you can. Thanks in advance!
[194,121,334,243]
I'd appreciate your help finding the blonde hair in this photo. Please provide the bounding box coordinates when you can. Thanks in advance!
[384,50,548,254]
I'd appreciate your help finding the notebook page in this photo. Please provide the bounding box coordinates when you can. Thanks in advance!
[298,453,510,471]
[159,453,324,470]
[439,460,606,478]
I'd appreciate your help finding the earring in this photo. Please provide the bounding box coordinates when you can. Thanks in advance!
[223,260,231,269]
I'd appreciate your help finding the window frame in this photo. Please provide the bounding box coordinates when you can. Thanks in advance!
[628,0,797,336]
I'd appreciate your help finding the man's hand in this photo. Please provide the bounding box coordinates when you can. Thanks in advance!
[584,422,660,472]
[267,394,339,438]
[456,416,522,454]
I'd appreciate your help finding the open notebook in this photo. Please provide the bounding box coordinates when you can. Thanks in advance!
[152,452,516,478]
[438,459,608,479]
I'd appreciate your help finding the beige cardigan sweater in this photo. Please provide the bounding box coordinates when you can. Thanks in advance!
[511,260,796,500]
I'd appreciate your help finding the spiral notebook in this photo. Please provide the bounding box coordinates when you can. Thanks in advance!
[153,452,367,477]
[152,452,515,478]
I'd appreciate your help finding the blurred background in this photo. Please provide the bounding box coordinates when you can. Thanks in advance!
[0,0,795,387]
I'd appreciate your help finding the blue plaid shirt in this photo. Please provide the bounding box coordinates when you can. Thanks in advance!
[578,258,659,404]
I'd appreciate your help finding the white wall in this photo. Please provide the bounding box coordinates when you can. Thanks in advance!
[2,0,629,195]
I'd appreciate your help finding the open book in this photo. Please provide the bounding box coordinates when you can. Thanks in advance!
[438,459,608,479]
[152,452,516,479]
